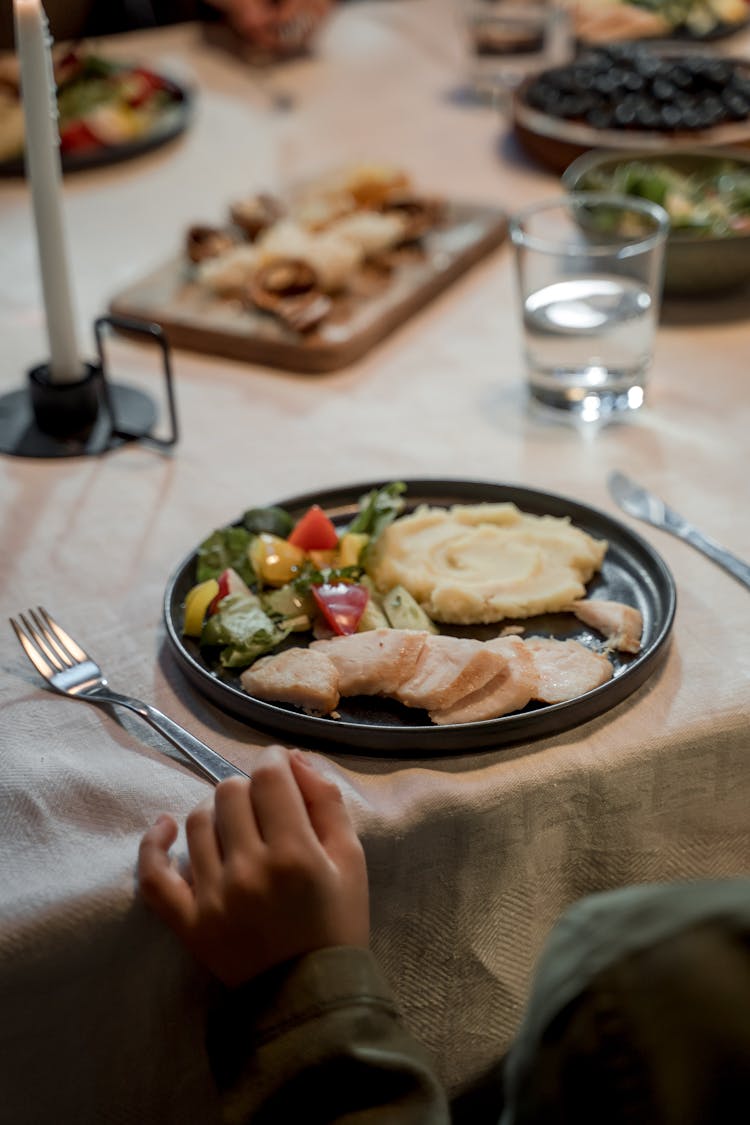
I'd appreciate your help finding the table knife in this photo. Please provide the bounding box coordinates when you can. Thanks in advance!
[608,471,750,592]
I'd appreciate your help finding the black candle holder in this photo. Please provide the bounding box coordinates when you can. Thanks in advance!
[0,315,178,459]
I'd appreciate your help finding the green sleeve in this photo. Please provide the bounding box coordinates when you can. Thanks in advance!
[206,946,450,1125]
[501,879,750,1125]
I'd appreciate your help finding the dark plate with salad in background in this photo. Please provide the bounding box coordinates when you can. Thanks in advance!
[163,479,676,756]
[573,0,750,43]
[0,45,191,176]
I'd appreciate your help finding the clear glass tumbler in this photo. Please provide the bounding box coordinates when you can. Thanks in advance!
[461,0,573,104]
[509,192,670,422]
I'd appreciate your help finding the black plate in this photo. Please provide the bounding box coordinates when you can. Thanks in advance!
[578,13,750,44]
[0,70,192,177]
[645,14,749,41]
[163,479,676,755]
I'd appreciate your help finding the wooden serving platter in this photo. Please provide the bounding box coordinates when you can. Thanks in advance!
[109,202,507,373]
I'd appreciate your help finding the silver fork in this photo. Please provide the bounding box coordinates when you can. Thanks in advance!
[10,608,248,785]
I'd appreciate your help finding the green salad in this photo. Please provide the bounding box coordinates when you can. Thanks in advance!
[182,482,437,671]
[0,47,182,164]
[629,0,747,35]
[581,159,750,237]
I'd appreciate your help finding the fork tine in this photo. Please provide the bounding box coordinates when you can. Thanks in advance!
[20,611,68,671]
[30,607,77,668]
[10,616,58,680]
[37,607,89,664]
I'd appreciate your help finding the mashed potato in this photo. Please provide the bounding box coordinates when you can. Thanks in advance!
[367,503,608,624]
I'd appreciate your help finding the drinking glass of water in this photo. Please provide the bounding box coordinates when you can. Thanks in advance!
[461,0,573,104]
[509,193,669,422]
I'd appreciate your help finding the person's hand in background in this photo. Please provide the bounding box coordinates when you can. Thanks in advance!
[205,0,334,56]
[138,744,368,986]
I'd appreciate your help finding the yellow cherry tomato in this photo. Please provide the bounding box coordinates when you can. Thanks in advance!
[183,578,219,637]
[254,533,306,587]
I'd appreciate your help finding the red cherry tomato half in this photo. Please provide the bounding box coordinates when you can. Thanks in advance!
[133,66,169,90]
[59,120,99,153]
[311,583,369,636]
[288,505,339,550]
[207,567,251,615]
[124,67,170,107]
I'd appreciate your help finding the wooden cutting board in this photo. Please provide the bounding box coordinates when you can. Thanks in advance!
[109,201,508,373]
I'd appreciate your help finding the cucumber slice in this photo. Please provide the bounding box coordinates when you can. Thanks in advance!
[263,584,314,621]
[382,586,439,633]
[353,575,389,632]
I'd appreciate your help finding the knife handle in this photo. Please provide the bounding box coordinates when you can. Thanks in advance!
[680,527,750,592]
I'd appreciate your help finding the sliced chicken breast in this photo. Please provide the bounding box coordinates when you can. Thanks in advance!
[310,628,427,697]
[567,599,643,654]
[524,636,613,704]
[485,633,537,673]
[430,636,537,725]
[395,634,507,711]
[485,634,538,700]
[241,647,339,714]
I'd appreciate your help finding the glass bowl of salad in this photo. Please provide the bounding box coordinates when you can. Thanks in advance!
[562,146,750,294]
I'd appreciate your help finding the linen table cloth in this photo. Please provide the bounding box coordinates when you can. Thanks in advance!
[1,4,749,1121]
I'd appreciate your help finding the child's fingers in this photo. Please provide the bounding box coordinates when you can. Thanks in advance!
[213,776,261,858]
[185,803,223,888]
[289,750,359,854]
[250,745,317,849]
[138,815,197,934]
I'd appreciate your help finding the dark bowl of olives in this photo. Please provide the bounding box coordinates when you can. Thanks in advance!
[562,146,750,295]
[513,45,750,177]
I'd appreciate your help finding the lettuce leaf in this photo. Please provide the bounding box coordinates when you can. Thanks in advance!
[200,593,284,668]
[347,482,406,540]
[196,527,255,585]
[242,505,294,538]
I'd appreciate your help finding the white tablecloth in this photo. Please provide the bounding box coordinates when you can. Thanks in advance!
[1,5,749,1121]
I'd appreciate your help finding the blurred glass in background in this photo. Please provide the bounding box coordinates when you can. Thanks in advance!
[460,0,573,104]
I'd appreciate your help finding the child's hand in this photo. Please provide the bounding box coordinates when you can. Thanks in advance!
[137,745,369,986]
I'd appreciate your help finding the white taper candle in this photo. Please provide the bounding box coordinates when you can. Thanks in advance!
[14,0,84,384]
